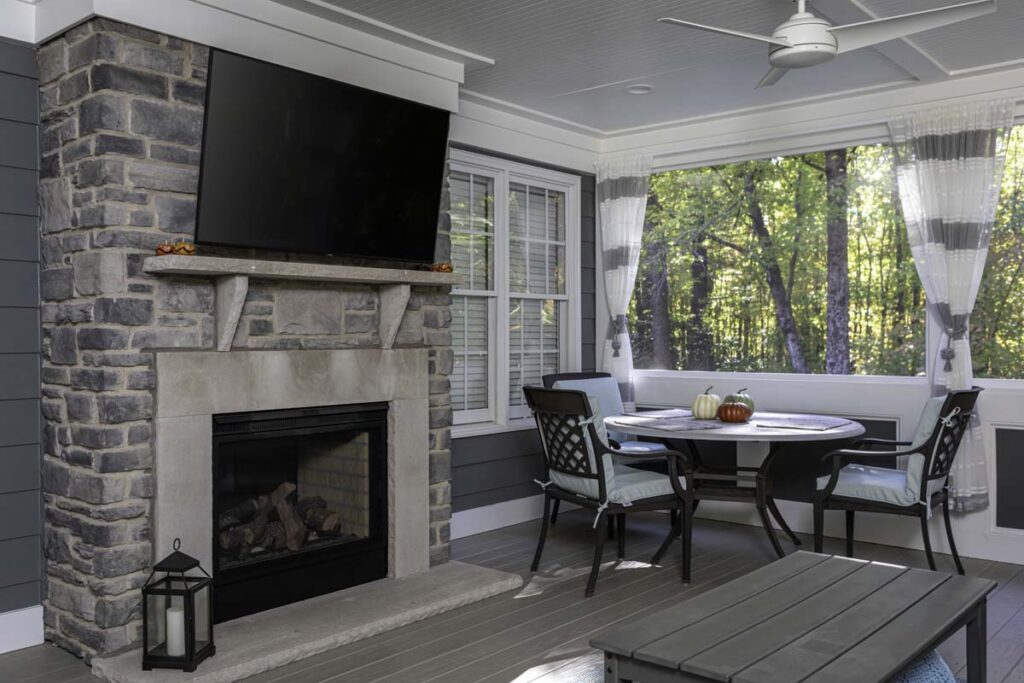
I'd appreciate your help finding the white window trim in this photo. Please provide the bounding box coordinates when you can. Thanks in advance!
[450,149,583,438]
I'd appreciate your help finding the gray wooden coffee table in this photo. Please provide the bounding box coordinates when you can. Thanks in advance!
[591,551,994,683]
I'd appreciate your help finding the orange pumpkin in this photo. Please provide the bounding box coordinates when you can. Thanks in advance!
[155,242,174,255]
[717,401,753,423]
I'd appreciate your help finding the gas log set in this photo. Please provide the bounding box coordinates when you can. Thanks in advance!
[218,482,351,564]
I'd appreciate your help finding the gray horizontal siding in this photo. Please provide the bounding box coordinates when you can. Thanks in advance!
[0,38,41,615]
[451,169,597,513]
[580,174,596,372]
[997,428,1024,531]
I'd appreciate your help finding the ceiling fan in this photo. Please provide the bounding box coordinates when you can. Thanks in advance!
[658,0,997,88]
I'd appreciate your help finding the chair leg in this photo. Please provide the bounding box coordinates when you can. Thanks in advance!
[530,496,551,572]
[681,501,693,584]
[652,511,680,564]
[608,515,616,540]
[845,510,855,558]
[942,496,965,575]
[616,514,626,560]
[920,510,937,571]
[813,502,824,554]
[550,499,560,525]
[586,512,607,597]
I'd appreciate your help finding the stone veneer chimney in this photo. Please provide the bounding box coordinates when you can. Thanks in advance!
[37,18,453,658]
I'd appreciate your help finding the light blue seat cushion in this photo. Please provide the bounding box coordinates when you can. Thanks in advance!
[553,377,629,443]
[616,440,668,453]
[894,651,956,683]
[817,396,948,512]
[550,462,686,505]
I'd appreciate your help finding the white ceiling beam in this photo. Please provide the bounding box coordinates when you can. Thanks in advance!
[811,0,948,81]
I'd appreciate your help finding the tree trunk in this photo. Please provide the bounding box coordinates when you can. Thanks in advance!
[824,149,851,374]
[744,171,809,373]
[686,231,714,370]
[647,220,675,369]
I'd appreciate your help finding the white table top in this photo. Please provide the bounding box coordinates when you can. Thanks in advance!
[605,409,866,443]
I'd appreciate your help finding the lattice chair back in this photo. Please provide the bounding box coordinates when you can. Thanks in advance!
[917,388,982,498]
[523,385,611,504]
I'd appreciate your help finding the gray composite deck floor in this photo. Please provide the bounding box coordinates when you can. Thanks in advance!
[4,511,1024,682]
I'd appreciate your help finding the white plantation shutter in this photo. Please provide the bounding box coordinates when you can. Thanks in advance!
[447,169,496,423]
[448,150,581,430]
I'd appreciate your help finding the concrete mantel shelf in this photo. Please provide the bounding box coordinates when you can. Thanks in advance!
[143,255,458,351]
[142,254,461,286]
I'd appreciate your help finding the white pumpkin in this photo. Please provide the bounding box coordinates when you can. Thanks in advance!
[692,386,721,420]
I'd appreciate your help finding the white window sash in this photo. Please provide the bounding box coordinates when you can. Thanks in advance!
[450,149,582,435]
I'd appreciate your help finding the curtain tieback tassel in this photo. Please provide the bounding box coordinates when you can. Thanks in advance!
[611,315,627,357]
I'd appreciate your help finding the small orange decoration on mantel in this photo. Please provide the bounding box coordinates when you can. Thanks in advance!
[429,262,453,273]
[156,241,196,256]
[717,401,753,424]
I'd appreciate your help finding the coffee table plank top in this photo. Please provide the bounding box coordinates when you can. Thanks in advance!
[591,551,828,658]
[591,551,997,683]
[734,568,949,683]
[802,574,995,683]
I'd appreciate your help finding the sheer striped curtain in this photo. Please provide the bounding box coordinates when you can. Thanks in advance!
[890,99,1014,512]
[597,155,652,405]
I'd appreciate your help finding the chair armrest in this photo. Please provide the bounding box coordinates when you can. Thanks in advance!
[855,437,913,449]
[655,450,696,502]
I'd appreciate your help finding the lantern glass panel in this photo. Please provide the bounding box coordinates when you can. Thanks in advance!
[146,592,187,656]
[194,583,211,650]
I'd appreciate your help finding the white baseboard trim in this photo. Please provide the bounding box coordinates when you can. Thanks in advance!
[451,494,580,539]
[0,605,44,655]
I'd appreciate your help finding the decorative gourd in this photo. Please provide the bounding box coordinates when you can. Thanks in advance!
[692,386,721,420]
[723,387,755,412]
[717,401,753,423]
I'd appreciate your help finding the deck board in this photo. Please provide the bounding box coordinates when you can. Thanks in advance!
[1,511,1021,682]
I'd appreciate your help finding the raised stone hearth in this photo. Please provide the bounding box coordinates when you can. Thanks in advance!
[91,562,522,683]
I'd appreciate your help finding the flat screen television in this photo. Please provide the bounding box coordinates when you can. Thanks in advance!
[195,50,450,264]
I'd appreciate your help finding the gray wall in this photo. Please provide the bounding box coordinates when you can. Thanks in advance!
[0,38,42,615]
[451,172,596,513]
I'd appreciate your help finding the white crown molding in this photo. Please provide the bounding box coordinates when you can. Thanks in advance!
[267,0,493,71]
[600,65,1024,170]
[18,0,490,111]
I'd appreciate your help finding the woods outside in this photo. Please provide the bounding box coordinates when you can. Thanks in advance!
[630,127,1024,379]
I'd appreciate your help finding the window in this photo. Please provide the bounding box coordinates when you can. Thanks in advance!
[446,150,581,431]
[631,129,1024,379]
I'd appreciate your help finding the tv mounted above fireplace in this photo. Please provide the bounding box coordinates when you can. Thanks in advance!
[195,49,450,265]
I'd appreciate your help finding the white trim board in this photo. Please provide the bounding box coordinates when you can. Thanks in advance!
[23,0,472,111]
[451,494,579,540]
[0,605,44,655]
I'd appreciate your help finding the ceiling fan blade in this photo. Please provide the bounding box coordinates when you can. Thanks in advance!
[756,67,789,89]
[830,0,996,54]
[658,17,792,48]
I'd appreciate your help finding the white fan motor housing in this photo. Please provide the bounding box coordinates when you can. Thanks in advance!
[769,12,838,69]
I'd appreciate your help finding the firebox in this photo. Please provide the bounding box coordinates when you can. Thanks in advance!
[211,403,388,622]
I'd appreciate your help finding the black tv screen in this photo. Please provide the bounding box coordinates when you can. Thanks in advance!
[195,50,450,264]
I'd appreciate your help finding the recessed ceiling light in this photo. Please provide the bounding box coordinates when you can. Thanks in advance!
[625,84,655,96]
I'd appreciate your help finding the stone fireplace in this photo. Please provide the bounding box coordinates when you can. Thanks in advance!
[37,17,454,659]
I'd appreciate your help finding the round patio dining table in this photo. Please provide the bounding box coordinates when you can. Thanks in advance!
[604,410,865,558]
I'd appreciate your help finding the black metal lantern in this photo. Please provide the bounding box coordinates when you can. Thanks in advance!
[142,539,215,672]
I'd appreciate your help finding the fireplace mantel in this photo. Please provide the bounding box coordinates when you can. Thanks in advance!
[143,255,459,351]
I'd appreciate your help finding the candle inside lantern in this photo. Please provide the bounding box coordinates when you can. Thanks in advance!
[166,606,186,656]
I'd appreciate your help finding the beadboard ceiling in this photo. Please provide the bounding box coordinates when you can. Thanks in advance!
[322,0,1024,133]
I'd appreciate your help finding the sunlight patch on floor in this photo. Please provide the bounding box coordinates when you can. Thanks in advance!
[515,559,655,599]
[508,652,604,683]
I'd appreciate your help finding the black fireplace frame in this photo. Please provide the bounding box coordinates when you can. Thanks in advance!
[211,402,389,623]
